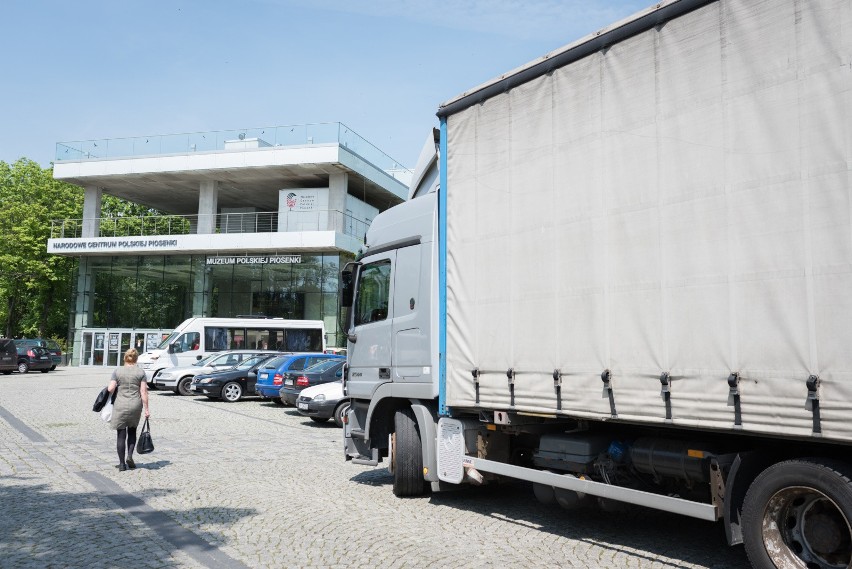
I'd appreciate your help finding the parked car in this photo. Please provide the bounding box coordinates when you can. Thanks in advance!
[190,354,277,402]
[278,359,345,406]
[254,353,345,404]
[154,350,280,395]
[0,339,17,375]
[14,338,62,370]
[295,380,349,426]
[16,345,53,373]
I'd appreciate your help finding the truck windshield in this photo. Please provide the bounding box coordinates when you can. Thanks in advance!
[157,332,180,349]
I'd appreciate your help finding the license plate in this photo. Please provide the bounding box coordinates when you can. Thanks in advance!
[190,385,197,391]
[298,402,308,410]
[39,356,48,360]
[260,373,268,380]
[284,379,293,386]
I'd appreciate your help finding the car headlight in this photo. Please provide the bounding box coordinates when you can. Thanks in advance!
[141,363,152,369]
[150,354,160,360]
[312,394,325,402]
[199,378,212,384]
[158,372,173,379]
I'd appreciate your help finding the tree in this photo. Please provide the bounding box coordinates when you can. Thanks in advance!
[0,159,83,338]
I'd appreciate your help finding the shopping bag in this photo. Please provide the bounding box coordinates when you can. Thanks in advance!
[100,399,113,422]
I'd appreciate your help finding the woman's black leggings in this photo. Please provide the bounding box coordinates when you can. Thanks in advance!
[116,427,137,464]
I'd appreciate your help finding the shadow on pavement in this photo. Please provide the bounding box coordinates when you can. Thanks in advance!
[0,475,256,568]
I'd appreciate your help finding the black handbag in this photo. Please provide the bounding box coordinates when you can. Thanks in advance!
[137,418,154,454]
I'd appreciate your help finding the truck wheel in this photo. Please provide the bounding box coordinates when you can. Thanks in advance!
[392,407,427,497]
[741,458,852,569]
[177,376,193,397]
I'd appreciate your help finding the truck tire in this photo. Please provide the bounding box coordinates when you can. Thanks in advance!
[741,458,852,569]
[392,407,427,497]
[177,376,193,397]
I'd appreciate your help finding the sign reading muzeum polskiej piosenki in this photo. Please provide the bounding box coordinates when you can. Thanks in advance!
[205,256,302,265]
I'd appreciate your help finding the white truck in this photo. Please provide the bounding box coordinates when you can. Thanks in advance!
[341,0,852,567]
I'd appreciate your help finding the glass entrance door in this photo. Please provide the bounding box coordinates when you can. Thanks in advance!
[79,329,170,366]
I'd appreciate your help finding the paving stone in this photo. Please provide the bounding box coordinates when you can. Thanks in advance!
[0,366,750,568]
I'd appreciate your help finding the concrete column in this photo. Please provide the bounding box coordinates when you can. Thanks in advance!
[328,173,348,233]
[82,186,102,238]
[197,180,219,234]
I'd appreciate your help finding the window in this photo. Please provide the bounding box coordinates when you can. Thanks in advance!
[205,327,247,351]
[172,332,200,353]
[284,329,322,352]
[354,260,391,326]
[288,357,307,371]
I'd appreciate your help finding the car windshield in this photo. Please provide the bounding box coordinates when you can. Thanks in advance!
[192,354,218,367]
[262,356,287,369]
[45,340,60,350]
[304,359,342,373]
[237,355,272,370]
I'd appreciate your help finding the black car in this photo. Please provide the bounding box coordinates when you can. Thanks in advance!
[14,338,62,370]
[278,359,345,406]
[16,345,53,373]
[189,354,278,402]
[0,339,17,375]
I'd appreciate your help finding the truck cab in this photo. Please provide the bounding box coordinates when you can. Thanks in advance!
[342,131,441,486]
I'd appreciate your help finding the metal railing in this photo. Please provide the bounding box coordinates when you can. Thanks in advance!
[55,122,411,180]
[50,210,370,241]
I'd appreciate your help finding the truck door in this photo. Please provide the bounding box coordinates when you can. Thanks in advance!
[392,244,428,382]
[346,253,394,399]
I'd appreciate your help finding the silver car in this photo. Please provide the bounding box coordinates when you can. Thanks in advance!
[154,350,281,396]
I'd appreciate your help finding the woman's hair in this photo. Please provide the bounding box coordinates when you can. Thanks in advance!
[124,348,139,364]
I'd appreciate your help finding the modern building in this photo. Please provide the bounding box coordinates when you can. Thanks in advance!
[50,123,410,366]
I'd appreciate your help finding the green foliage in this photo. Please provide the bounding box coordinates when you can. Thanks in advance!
[0,159,83,339]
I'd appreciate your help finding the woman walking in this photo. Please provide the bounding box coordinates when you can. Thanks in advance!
[107,348,150,471]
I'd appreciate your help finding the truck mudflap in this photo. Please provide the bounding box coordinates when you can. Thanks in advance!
[343,413,380,466]
[436,418,719,522]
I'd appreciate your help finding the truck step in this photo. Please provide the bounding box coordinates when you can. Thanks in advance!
[351,448,379,466]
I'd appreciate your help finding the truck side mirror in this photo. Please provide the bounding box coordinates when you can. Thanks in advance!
[340,269,355,307]
[168,344,176,354]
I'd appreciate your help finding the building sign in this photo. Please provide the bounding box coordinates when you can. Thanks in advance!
[284,190,320,211]
[50,238,179,251]
[205,255,302,265]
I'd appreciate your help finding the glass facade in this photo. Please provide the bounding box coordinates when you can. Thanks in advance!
[71,252,353,350]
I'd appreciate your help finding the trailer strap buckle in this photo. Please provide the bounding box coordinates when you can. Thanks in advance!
[806,374,821,434]
[660,372,672,422]
[727,372,742,428]
[601,369,617,418]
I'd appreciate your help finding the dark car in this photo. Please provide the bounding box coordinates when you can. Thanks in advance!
[14,338,62,369]
[278,359,345,406]
[0,339,17,375]
[16,345,53,373]
[189,354,279,402]
[254,353,345,404]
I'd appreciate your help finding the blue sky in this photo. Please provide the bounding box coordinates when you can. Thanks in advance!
[1,0,647,170]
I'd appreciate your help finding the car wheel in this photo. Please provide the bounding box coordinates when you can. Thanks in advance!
[392,407,427,497]
[333,402,350,428]
[177,376,193,397]
[272,397,285,406]
[221,381,243,402]
[2,371,11,375]
[17,361,29,373]
[50,365,56,371]
[40,369,49,373]
[742,458,852,569]
[310,416,328,423]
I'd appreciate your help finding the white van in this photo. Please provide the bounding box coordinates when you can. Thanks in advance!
[137,317,325,383]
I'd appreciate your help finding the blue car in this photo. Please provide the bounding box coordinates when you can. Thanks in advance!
[254,353,344,404]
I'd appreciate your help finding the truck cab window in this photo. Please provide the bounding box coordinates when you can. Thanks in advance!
[354,260,391,326]
[173,332,200,353]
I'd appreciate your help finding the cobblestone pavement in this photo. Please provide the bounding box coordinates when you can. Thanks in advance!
[0,367,751,568]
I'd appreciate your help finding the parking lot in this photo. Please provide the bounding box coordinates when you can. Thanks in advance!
[0,366,751,568]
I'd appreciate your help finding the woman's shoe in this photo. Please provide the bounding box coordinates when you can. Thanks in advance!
[126,457,136,469]
[118,463,127,472]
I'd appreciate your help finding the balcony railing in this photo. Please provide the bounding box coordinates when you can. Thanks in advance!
[55,122,411,180]
[50,210,370,242]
